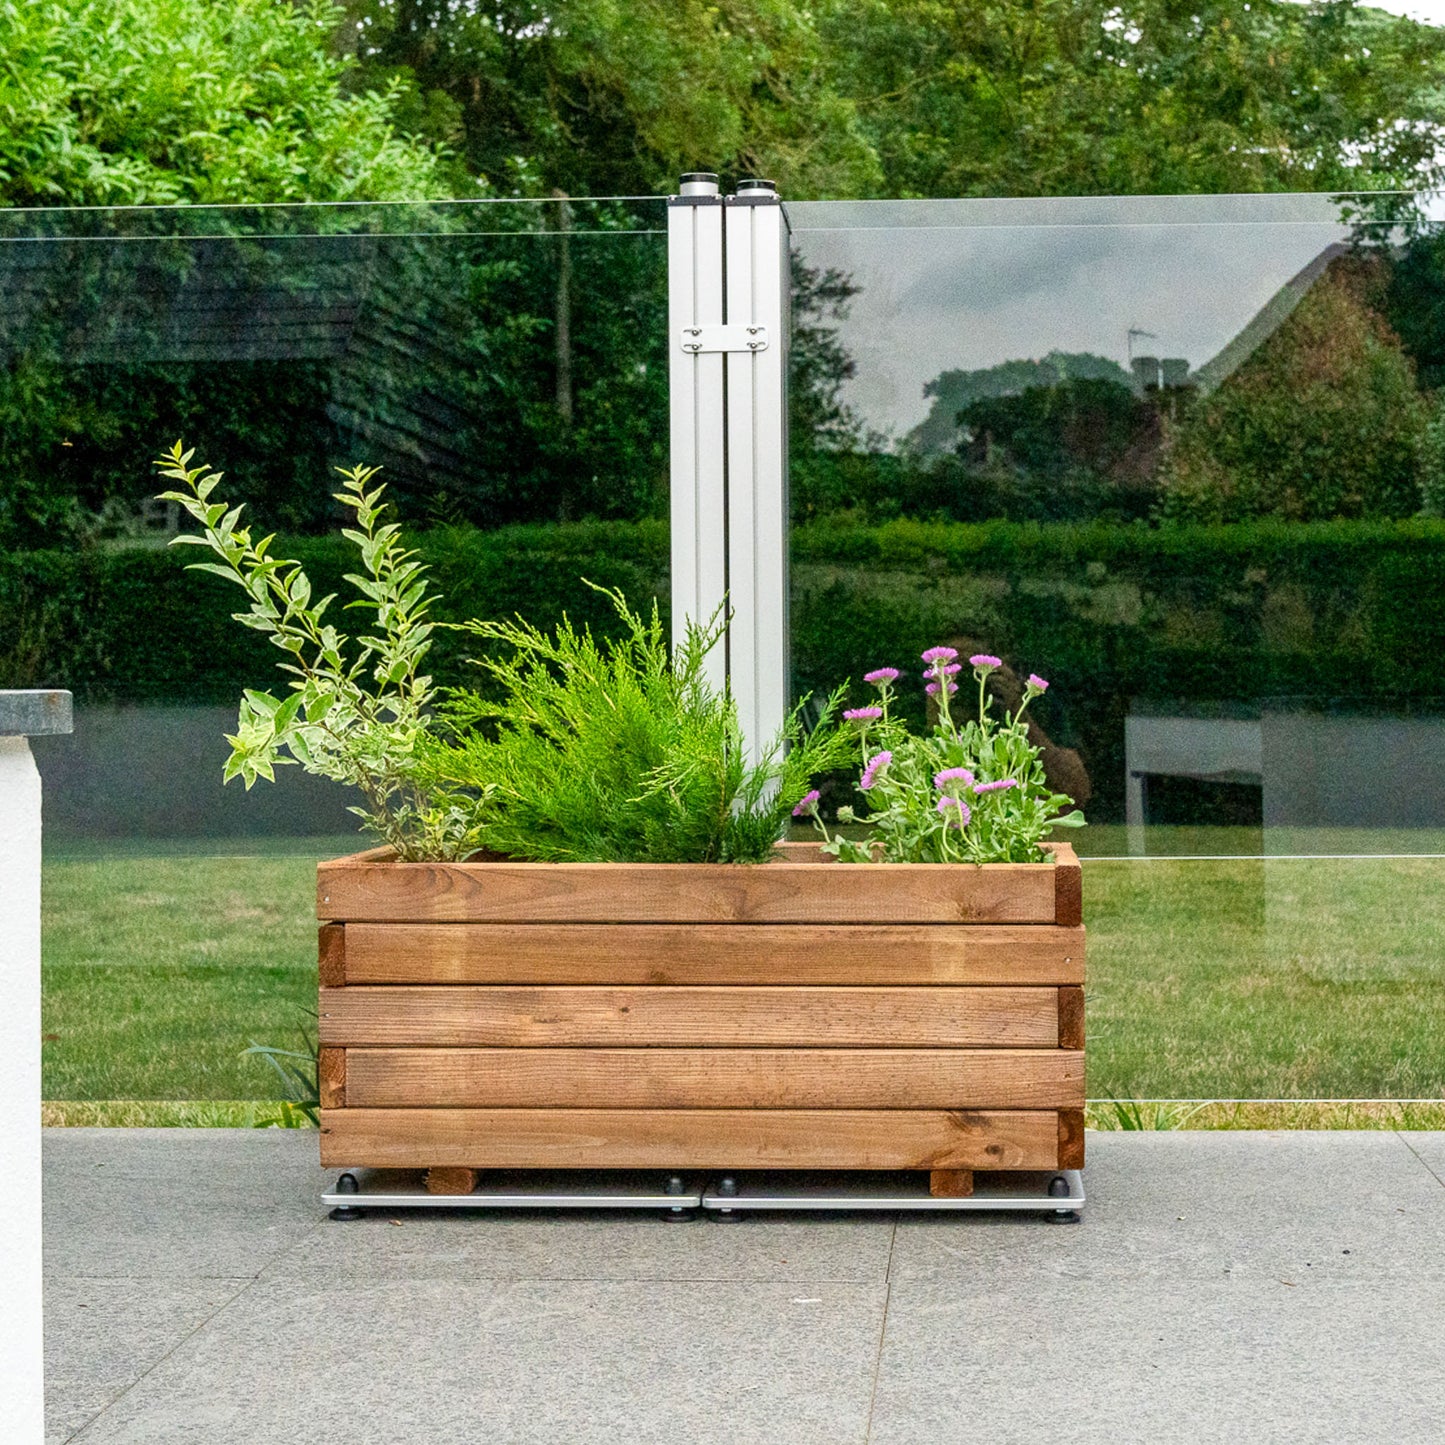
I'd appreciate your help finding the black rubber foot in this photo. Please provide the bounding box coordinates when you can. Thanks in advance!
[660,1207,699,1222]
[330,1172,363,1220]
[1046,1209,1082,1225]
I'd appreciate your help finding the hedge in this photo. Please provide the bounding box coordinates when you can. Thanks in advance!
[7,515,1445,818]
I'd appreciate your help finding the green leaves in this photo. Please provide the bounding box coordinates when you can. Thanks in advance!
[0,0,448,207]
[155,442,482,860]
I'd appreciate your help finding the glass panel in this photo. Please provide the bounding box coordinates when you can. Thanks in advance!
[789,193,1445,1106]
[0,197,668,543]
[788,191,1445,860]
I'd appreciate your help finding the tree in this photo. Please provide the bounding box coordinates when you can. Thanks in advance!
[1158,257,1426,522]
[338,0,879,198]
[0,0,449,207]
[815,0,1445,198]
[908,353,1136,455]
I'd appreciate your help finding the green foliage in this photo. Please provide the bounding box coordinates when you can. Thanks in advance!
[817,0,1445,199]
[344,0,1445,201]
[342,0,880,198]
[0,520,671,704]
[960,378,1158,485]
[1158,261,1427,522]
[243,1025,320,1129]
[908,353,1137,456]
[156,444,484,860]
[428,586,854,863]
[802,656,1083,863]
[1420,393,1445,519]
[0,0,448,207]
[15,513,1445,825]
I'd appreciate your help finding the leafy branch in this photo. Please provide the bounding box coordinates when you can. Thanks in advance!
[155,441,487,859]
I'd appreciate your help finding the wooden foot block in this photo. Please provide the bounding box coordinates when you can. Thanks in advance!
[424,1166,478,1195]
[929,1168,974,1198]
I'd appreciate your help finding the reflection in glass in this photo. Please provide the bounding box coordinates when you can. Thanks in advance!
[788,192,1445,857]
[0,198,668,545]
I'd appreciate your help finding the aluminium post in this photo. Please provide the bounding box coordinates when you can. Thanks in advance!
[724,179,791,767]
[667,173,729,695]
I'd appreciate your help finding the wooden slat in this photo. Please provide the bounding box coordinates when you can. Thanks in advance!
[1059,1109,1086,1169]
[317,855,1061,925]
[318,924,346,987]
[320,986,1062,1048]
[342,1047,1085,1109]
[320,1107,1065,1171]
[341,922,1085,986]
[1058,986,1086,1049]
[318,1048,346,1109]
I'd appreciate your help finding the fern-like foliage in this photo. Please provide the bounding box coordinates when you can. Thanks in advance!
[426,585,852,863]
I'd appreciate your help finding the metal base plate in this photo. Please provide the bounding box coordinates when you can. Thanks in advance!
[323,1169,703,1211]
[703,1169,1084,1213]
[323,1168,1083,1216]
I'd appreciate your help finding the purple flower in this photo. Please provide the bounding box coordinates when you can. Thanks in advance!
[969,653,1002,670]
[973,778,1018,795]
[792,789,821,817]
[921,645,960,664]
[936,796,972,828]
[863,667,900,686]
[859,749,893,791]
[1027,673,1049,692]
[934,767,975,789]
[921,663,963,677]
[843,706,883,723]
[925,680,959,696]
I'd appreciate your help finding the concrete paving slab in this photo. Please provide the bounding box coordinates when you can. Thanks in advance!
[1399,1131,1445,1188]
[44,1277,245,1445]
[889,1131,1445,1283]
[868,1274,1445,1445]
[273,1207,897,1285]
[45,1130,328,1279]
[64,1277,887,1445]
[43,1128,327,1193]
[41,1129,1445,1444]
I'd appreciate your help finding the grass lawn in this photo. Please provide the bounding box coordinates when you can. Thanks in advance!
[40,831,1445,1110]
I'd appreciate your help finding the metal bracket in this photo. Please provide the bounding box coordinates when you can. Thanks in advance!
[678,323,769,354]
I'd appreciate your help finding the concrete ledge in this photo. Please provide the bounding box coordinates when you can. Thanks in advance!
[0,690,72,737]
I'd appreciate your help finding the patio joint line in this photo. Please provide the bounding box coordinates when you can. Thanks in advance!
[861,1218,899,1443]
[60,1274,258,1444]
[1396,1131,1445,1188]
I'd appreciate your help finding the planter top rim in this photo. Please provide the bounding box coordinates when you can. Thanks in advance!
[318,842,1079,870]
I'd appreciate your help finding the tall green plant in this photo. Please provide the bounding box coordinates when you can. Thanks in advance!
[428,585,853,863]
[155,442,485,859]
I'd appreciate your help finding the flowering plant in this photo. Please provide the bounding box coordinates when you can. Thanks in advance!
[796,650,1085,864]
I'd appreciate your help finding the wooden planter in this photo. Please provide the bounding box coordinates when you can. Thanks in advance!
[316,842,1084,1196]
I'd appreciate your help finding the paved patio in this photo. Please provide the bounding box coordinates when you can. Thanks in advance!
[42,1128,1445,1444]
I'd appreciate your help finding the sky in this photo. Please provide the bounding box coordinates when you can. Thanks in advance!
[1371,0,1445,19]
[790,197,1364,440]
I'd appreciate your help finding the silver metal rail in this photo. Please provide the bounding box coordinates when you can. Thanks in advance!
[324,1170,1085,1222]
